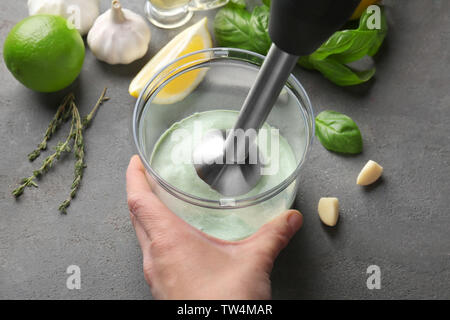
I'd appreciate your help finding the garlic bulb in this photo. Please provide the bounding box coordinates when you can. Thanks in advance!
[87,0,151,65]
[28,0,100,35]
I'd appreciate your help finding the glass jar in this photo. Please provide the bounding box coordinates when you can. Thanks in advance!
[133,48,314,241]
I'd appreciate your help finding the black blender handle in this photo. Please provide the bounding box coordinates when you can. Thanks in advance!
[269,0,361,56]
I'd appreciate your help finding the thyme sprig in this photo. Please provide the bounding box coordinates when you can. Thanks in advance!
[27,93,75,161]
[12,88,109,213]
[83,87,109,128]
[12,115,76,198]
[59,103,84,213]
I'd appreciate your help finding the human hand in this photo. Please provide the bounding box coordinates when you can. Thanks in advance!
[126,155,303,300]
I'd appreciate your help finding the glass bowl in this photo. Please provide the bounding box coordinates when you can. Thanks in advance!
[133,48,314,241]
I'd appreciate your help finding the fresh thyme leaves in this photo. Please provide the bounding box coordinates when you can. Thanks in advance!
[27,93,74,161]
[60,88,109,213]
[12,88,110,213]
[12,110,76,198]
[82,88,109,128]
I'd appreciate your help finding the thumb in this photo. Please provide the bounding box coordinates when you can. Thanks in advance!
[126,155,190,241]
[245,210,303,263]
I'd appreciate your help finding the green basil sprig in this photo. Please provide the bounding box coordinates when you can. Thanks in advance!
[214,1,387,86]
[300,7,387,86]
[315,111,363,154]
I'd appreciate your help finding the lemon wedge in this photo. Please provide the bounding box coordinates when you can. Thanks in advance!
[129,17,212,104]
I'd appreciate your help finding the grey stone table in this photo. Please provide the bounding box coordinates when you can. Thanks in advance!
[1,0,449,299]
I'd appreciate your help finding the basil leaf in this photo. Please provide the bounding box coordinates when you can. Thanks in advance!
[297,56,314,69]
[309,30,358,61]
[310,57,376,86]
[315,111,363,154]
[214,3,270,55]
[330,8,388,63]
[330,31,380,63]
[304,7,387,85]
[312,29,381,64]
[229,0,246,9]
[214,6,254,51]
[249,6,271,55]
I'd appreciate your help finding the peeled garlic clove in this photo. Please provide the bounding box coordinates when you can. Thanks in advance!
[356,160,383,186]
[318,197,339,227]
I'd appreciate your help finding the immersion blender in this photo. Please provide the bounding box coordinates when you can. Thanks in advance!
[193,0,360,196]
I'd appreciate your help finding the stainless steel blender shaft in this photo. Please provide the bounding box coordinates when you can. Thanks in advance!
[192,44,298,197]
[231,44,298,133]
[224,44,299,161]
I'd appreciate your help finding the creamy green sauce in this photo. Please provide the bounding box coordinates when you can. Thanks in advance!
[150,110,298,240]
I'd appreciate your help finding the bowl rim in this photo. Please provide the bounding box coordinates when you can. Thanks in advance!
[132,47,314,209]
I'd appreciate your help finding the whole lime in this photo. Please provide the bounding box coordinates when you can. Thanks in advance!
[3,15,85,92]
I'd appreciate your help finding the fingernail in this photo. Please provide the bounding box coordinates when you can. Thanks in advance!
[287,210,303,230]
